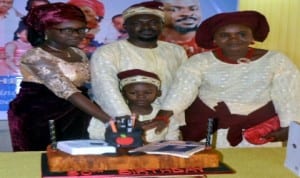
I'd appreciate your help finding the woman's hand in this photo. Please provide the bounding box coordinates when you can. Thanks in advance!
[264,127,289,142]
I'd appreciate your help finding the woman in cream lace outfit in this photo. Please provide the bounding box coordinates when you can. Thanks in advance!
[7,3,112,151]
[154,11,300,148]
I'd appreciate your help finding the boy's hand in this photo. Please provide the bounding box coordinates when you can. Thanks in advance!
[154,120,169,133]
[138,110,173,133]
[141,119,168,133]
[135,120,151,129]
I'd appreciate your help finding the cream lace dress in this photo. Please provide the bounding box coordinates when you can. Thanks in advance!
[161,50,300,148]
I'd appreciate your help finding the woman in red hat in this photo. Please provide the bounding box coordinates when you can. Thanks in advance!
[7,3,112,151]
[154,10,300,148]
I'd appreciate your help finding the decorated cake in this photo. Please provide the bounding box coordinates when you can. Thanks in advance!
[46,113,220,173]
[46,145,220,172]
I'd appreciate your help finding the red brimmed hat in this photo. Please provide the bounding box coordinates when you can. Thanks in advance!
[196,10,270,49]
[117,69,161,89]
[25,2,86,32]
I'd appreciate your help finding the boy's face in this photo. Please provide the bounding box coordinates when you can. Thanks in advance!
[122,83,161,107]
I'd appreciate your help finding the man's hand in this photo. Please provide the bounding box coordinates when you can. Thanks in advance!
[264,127,289,142]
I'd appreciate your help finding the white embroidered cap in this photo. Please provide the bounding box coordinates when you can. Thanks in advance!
[122,1,165,22]
[117,69,161,89]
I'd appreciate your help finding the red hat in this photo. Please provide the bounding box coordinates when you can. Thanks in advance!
[25,3,86,32]
[196,10,270,49]
[117,69,161,89]
[122,1,164,22]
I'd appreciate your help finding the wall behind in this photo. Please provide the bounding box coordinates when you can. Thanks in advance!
[239,0,300,68]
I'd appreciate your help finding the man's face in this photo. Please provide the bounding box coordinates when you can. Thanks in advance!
[163,0,201,34]
[0,0,13,15]
[124,14,164,42]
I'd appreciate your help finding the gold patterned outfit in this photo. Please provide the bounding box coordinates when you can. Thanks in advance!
[8,47,91,151]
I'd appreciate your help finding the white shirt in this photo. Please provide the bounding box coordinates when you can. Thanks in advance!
[90,40,187,118]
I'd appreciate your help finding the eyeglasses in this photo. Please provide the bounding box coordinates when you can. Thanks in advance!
[52,28,90,35]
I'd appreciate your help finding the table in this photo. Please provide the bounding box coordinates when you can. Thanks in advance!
[209,147,297,178]
[0,148,298,178]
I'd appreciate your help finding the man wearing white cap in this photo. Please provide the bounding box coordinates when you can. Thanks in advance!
[89,1,187,139]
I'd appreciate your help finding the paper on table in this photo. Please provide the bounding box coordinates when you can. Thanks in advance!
[129,140,206,158]
[57,139,116,155]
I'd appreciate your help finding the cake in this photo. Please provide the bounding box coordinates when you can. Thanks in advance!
[46,145,220,172]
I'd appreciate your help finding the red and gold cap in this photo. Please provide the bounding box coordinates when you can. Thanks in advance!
[117,69,161,89]
[25,2,86,32]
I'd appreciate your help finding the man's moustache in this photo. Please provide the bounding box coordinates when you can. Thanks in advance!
[176,17,198,22]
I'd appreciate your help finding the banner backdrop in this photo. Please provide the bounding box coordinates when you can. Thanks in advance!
[0,0,238,120]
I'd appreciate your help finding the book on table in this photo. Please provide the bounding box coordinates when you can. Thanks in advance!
[56,139,116,155]
[129,140,206,158]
